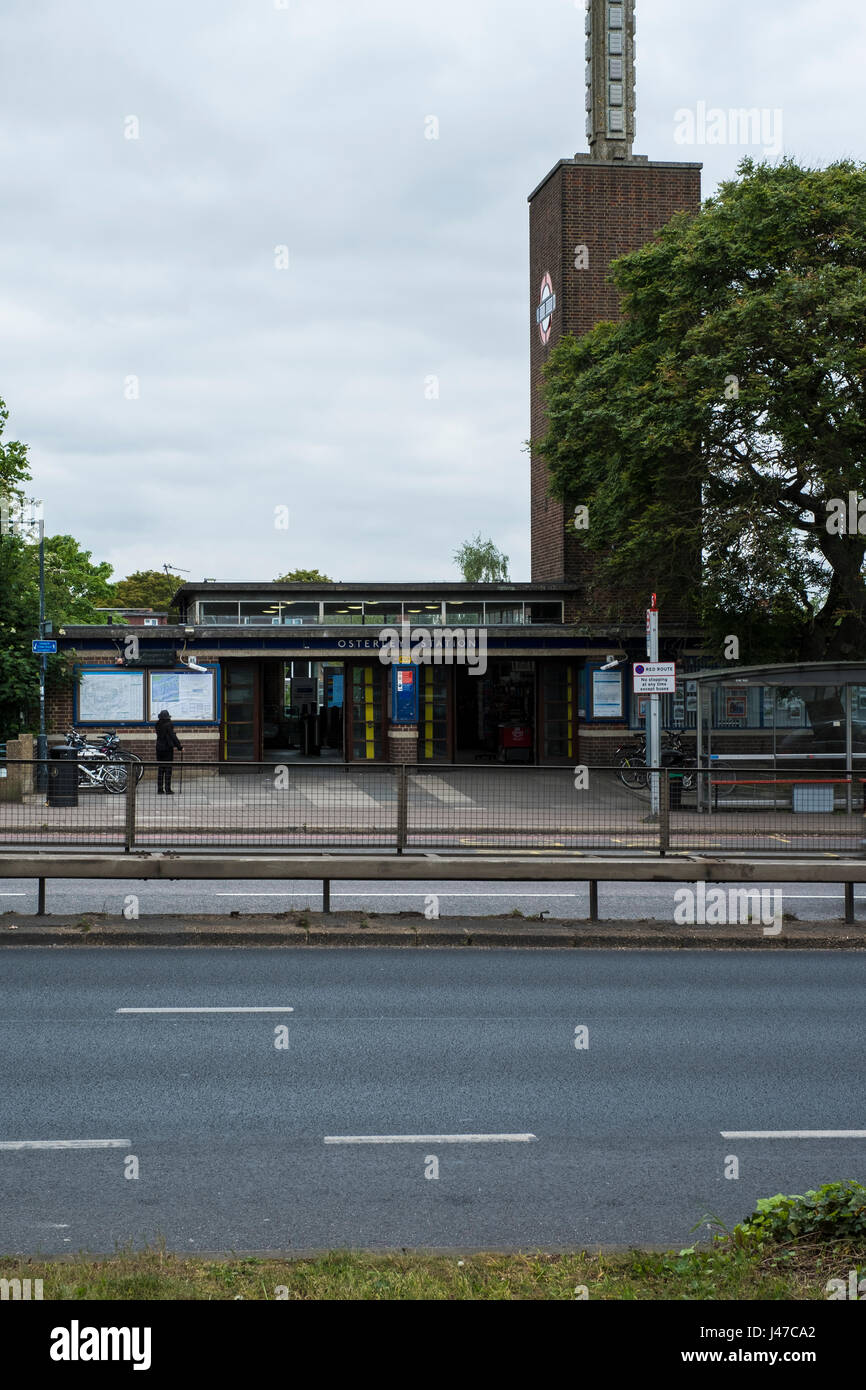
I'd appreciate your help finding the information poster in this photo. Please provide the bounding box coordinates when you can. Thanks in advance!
[591,668,624,719]
[78,669,145,723]
[148,669,216,721]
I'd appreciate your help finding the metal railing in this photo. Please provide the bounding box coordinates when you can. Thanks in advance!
[0,759,864,856]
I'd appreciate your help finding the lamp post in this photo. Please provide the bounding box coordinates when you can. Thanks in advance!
[37,509,47,786]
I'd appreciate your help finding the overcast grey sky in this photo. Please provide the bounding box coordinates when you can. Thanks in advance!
[0,0,862,585]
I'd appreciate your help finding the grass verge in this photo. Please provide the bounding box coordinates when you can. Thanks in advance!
[1,1243,861,1300]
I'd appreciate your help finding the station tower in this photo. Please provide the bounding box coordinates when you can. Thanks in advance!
[529,0,702,601]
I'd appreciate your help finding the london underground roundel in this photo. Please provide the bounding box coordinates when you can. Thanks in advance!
[536,272,556,345]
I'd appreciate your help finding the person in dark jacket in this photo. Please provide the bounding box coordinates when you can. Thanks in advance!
[154,710,183,793]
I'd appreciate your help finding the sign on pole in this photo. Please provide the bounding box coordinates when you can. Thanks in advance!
[633,661,676,694]
[32,639,57,654]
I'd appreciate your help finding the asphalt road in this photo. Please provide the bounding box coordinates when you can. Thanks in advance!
[0,876,864,921]
[1,949,864,1253]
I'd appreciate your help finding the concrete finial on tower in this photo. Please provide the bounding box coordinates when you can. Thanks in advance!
[584,0,636,160]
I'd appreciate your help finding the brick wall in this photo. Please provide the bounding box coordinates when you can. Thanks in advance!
[529,158,702,623]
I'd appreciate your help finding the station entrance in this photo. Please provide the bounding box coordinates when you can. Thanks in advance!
[221,657,578,765]
[222,659,345,763]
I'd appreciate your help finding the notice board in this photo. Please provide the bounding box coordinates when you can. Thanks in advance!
[148,669,217,722]
[77,669,145,724]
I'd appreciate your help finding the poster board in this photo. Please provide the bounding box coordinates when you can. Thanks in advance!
[148,668,217,722]
[591,668,624,719]
[78,669,145,724]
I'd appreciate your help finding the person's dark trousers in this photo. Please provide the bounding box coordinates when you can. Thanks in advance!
[156,752,174,793]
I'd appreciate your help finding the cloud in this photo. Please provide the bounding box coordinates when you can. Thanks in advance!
[0,0,862,583]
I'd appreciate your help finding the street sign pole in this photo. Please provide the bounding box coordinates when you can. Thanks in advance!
[37,514,47,791]
[647,594,660,816]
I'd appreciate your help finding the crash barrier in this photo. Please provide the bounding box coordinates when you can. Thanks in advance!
[1,852,864,923]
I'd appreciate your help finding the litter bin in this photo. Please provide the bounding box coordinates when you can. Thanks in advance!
[48,746,78,807]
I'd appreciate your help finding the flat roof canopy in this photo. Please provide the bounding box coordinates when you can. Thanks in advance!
[693,662,866,687]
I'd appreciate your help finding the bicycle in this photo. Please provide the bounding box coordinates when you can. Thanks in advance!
[63,732,130,794]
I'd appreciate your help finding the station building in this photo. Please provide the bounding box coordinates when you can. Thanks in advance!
[53,579,681,767]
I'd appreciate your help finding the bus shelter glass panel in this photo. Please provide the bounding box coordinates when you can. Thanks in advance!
[851,687,866,759]
[418,664,449,761]
[772,685,846,761]
[351,665,383,760]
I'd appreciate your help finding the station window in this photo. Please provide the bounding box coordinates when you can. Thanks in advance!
[527,602,564,624]
[444,600,483,626]
[198,600,240,624]
[483,604,524,625]
[279,603,320,625]
[403,603,444,626]
[239,600,283,625]
[363,601,403,626]
[323,602,363,625]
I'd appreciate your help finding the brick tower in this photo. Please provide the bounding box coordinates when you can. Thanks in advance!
[529,0,702,595]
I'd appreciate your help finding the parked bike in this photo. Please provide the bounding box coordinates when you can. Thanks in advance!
[616,731,738,797]
[95,731,144,784]
[63,731,129,794]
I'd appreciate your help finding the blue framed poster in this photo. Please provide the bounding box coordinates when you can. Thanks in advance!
[589,666,625,721]
[391,665,418,724]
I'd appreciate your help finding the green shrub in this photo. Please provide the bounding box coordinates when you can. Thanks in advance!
[735,1181,866,1246]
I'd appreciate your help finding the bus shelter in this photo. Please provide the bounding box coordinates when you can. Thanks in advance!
[693,661,866,814]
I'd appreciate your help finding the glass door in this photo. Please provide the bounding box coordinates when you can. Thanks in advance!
[223,662,260,762]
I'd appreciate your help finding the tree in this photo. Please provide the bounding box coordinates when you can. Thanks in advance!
[453,535,510,582]
[0,396,30,512]
[273,568,334,582]
[0,395,120,732]
[0,397,35,734]
[536,158,866,663]
[111,569,184,610]
[0,531,116,734]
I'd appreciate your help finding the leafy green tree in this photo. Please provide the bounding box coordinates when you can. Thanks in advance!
[0,397,30,511]
[0,533,116,734]
[0,397,35,733]
[453,535,510,582]
[536,158,866,663]
[0,397,119,732]
[273,568,334,582]
[111,569,184,611]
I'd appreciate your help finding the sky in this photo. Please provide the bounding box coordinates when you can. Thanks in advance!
[0,0,862,586]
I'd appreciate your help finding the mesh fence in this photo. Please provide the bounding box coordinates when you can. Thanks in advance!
[0,759,864,855]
